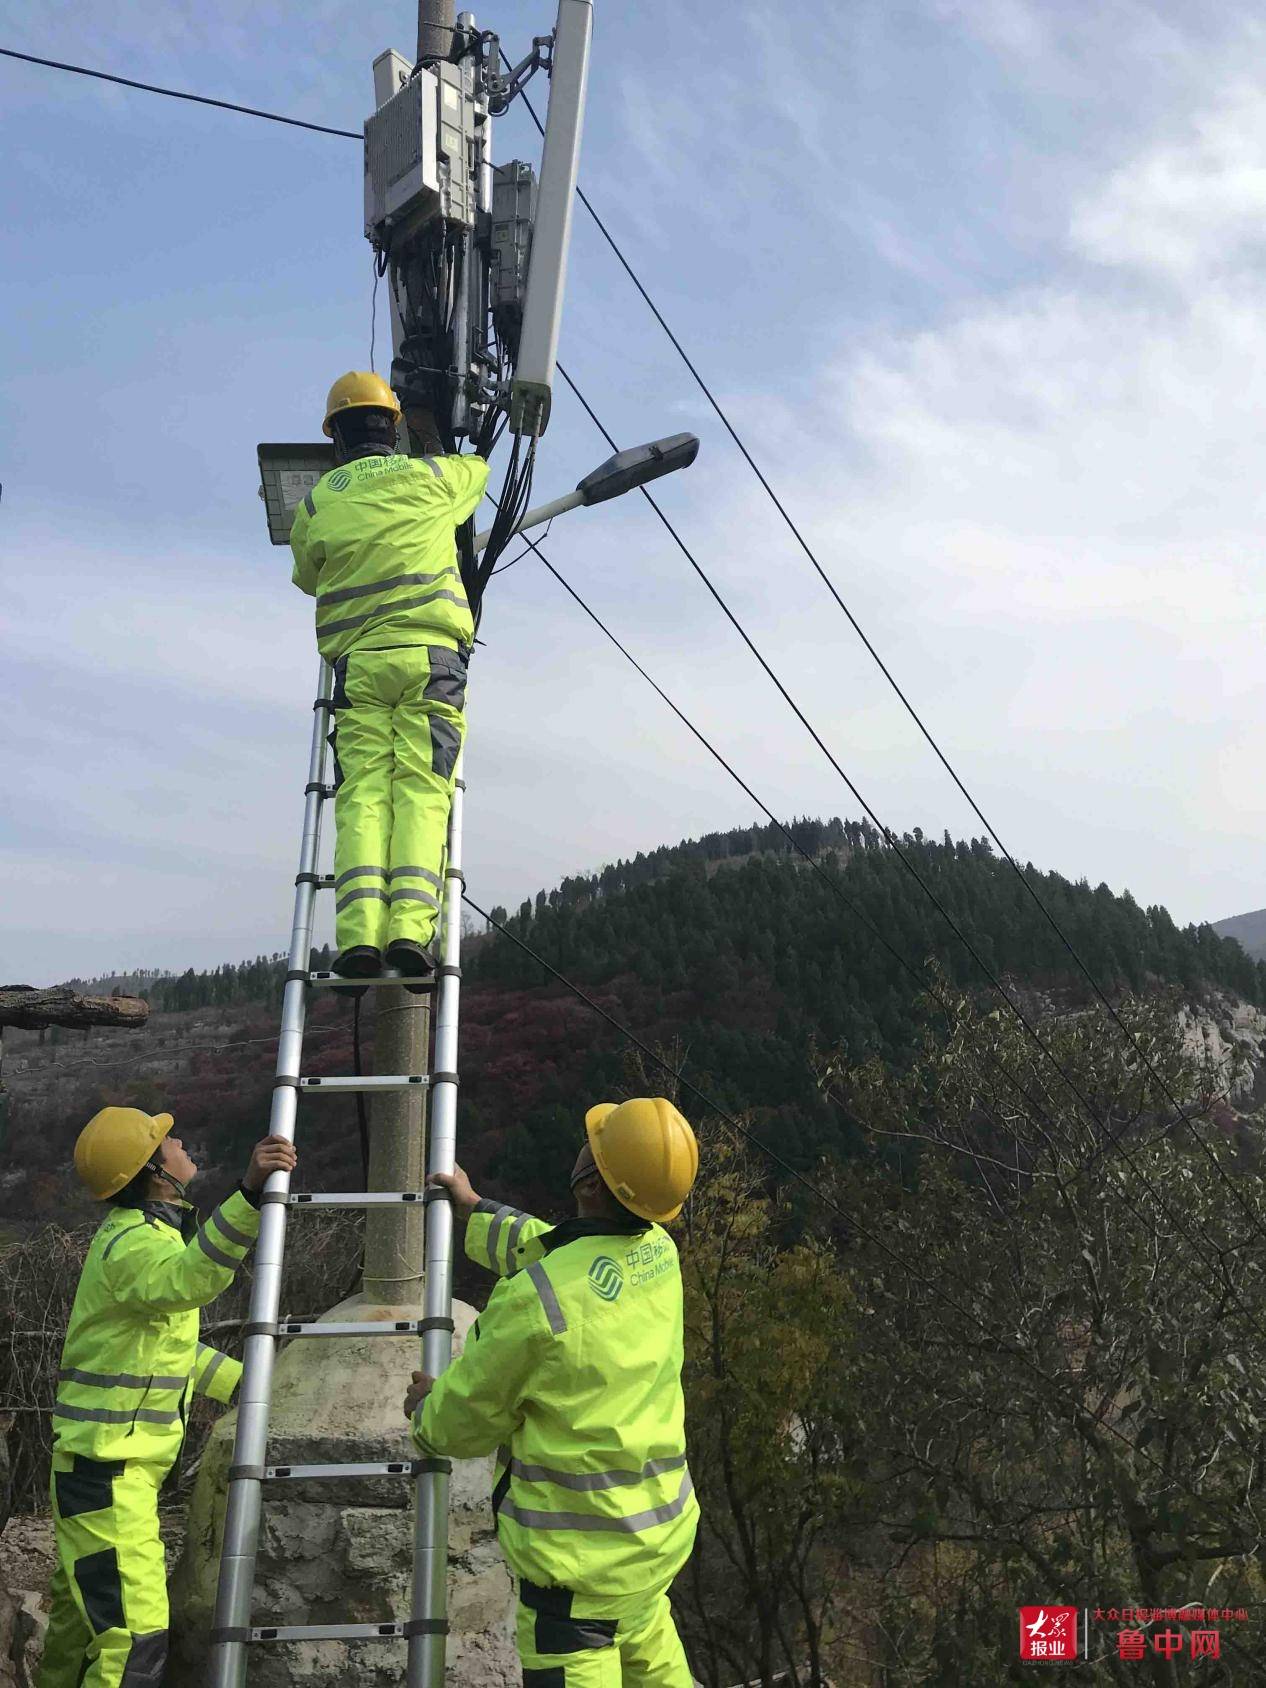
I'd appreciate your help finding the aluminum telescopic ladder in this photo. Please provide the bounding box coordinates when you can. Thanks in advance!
[208,658,464,1688]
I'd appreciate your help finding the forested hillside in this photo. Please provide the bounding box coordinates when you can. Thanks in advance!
[7,819,1262,1235]
[463,821,1266,1187]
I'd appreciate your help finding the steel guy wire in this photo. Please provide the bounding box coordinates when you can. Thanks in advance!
[500,515,1072,1167]
[0,47,364,138]
[514,532,1119,1157]
[503,514,1266,1354]
[515,87,1266,1260]
[550,363,1266,1326]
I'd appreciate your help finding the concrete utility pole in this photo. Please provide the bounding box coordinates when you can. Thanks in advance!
[360,0,456,1305]
[361,989,427,1301]
[418,0,455,63]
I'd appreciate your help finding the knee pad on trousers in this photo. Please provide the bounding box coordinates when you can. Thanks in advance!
[120,1631,168,1685]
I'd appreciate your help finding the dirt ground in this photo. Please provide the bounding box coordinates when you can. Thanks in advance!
[0,1519,54,1604]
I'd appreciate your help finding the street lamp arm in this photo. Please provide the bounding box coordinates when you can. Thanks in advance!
[472,431,699,554]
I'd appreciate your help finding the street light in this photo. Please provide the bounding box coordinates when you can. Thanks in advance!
[472,432,700,553]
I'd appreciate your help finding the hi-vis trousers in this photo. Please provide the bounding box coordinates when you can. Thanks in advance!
[38,1452,169,1688]
[517,1581,694,1686]
[330,643,468,956]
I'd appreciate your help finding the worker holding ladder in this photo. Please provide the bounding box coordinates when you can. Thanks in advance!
[39,1107,294,1688]
[405,1097,700,1684]
[290,372,489,983]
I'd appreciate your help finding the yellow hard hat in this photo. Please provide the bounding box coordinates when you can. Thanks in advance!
[584,1098,699,1223]
[74,1106,174,1201]
[322,371,402,438]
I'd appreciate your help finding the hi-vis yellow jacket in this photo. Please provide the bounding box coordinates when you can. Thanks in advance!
[413,1202,699,1601]
[290,451,490,662]
[52,1193,260,1468]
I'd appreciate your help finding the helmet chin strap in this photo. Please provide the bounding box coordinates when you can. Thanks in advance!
[145,1158,188,1202]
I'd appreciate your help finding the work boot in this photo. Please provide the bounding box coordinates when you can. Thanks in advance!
[384,939,436,994]
[332,945,382,979]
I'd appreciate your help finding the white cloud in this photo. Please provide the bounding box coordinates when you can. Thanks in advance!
[1072,83,1266,279]
[732,73,1266,922]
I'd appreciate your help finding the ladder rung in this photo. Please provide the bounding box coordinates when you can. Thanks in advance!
[298,1074,427,1092]
[308,970,435,989]
[251,1623,407,1642]
[288,1191,426,1205]
[278,1319,423,1338]
[264,1460,420,1481]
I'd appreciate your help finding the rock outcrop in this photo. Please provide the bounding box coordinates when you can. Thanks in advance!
[1180,993,1266,1110]
[0,1587,41,1688]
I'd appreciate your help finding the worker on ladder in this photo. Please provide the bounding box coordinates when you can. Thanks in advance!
[290,372,490,982]
[404,1098,700,1685]
[38,1107,295,1688]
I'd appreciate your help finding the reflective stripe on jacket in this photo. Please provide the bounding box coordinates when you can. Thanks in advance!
[52,1192,259,1468]
[413,1201,699,1601]
[289,451,489,661]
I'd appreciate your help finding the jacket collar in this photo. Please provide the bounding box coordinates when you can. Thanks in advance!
[344,444,396,461]
[140,1199,197,1240]
[543,1215,648,1253]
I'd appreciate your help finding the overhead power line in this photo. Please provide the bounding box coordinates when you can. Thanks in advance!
[0,47,362,139]
[514,517,1266,1358]
[517,79,1266,1260]
[550,361,1266,1330]
[535,185,1266,1262]
[511,529,1066,1164]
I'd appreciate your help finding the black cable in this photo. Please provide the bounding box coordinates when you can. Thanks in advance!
[352,994,370,1190]
[521,83,1266,1250]
[557,349,1266,1252]
[0,46,363,139]
[551,364,1266,1320]
[471,434,537,606]
[461,889,1266,1569]
[509,520,1266,1359]
[491,515,553,577]
[339,993,371,1301]
[553,369,1095,1118]
[370,259,382,375]
[502,514,1066,1165]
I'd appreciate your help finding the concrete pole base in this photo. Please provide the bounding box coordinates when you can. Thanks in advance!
[171,1293,518,1686]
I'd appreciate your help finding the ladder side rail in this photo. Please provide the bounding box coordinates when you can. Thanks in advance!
[408,753,466,1688]
[209,658,334,1688]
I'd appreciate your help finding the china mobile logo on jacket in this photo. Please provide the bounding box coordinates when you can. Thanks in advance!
[587,1256,625,1301]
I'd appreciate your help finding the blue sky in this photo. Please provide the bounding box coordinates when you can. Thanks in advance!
[3,0,1266,982]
